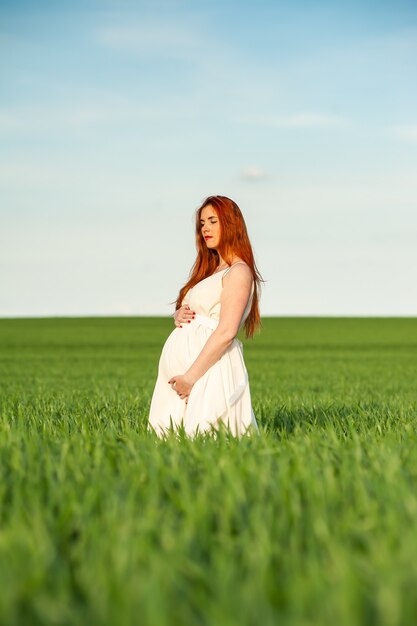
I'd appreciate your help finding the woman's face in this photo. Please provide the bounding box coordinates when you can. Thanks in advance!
[200,205,221,249]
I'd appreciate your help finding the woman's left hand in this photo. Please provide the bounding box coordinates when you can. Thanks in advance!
[168,374,194,403]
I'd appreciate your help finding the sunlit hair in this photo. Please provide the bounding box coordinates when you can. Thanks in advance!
[174,195,264,339]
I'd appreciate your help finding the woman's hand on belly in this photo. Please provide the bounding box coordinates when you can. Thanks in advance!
[173,304,196,328]
[168,374,195,403]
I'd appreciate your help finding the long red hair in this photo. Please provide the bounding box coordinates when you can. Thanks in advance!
[174,195,264,339]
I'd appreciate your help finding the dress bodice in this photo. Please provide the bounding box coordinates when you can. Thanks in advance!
[181,263,254,330]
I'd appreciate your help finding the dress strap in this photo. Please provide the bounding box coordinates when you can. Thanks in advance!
[223,261,248,277]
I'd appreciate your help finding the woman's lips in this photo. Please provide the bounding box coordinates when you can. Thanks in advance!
[204,236,212,240]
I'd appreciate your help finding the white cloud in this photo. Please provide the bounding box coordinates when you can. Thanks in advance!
[236,112,350,129]
[0,104,113,135]
[241,166,268,181]
[94,22,200,57]
[0,98,185,136]
[389,124,417,143]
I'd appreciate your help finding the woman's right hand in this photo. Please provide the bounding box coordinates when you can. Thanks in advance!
[173,304,196,327]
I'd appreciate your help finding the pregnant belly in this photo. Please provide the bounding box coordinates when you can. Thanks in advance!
[158,325,210,379]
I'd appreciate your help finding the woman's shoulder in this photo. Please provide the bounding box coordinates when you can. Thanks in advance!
[223,260,252,282]
[225,259,251,273]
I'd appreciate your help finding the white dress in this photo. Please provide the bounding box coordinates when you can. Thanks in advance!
[147,262,260,438]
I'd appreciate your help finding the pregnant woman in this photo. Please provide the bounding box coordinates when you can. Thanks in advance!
[147,195,263,438]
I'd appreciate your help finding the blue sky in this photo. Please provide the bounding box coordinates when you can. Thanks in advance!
[1,0,417,316]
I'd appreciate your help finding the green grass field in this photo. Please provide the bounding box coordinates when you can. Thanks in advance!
[0,316,416,626]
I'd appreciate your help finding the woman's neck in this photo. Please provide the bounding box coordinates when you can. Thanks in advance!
[217,252,239,268]
[214,251,223,266]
